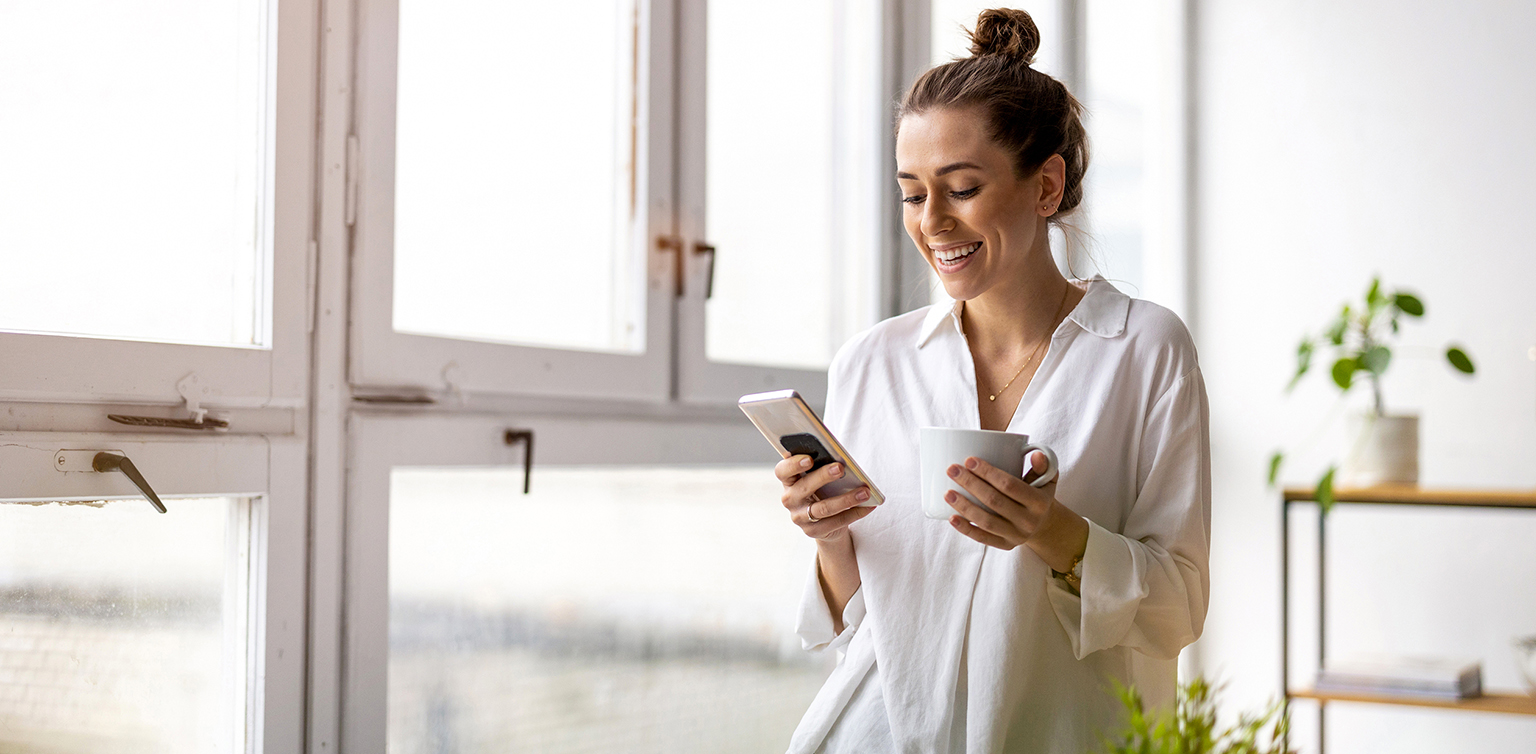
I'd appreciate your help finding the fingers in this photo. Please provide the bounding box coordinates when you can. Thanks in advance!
[960,458,1035,502]
[774,454,814,485]
[942,488,1021,543]
[805,499,877,538]
[806,486,873,521]
[1022,451,1050,484]
[949,515,1013,549]
[784,461,849,508]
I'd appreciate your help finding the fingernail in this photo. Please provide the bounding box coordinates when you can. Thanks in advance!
[830,464,843,478]
[965,457,979,469]
[799,457,812,469]
[947,465,959,478]
[945,491,956,503]
[856,489,870,501]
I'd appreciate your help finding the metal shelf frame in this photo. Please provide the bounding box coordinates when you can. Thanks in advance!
[1280,485,1536,754]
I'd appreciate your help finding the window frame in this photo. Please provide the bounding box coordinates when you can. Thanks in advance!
[340,410,768,751]
[672,0,896,408]
[0,0,315,413]
[0,431,309,753]
[347,0,679,404]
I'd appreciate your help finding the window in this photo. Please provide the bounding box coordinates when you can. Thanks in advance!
[351,0,670,401]
[390,0,642,354]
[925,0,1191,317]
[676,0,886,404]
[0,1,317,750]
[0,0,311,407]
[0,436,308,752]
[387,466,824,751]
[0,497,252,753]
[342,414,822,751]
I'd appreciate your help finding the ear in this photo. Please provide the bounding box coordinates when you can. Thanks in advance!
[1036,153,1067,216]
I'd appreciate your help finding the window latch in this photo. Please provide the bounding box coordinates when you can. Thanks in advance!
[107,373,229,431]
[55,450,168,513]
[503,429,534,494]
[693,242,717,299]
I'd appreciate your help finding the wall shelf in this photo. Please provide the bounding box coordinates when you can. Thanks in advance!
[1281,485,1536,753]
[1289,688,1536,717]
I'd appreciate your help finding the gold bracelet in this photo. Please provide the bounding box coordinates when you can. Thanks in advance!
[1053,553,1084,591]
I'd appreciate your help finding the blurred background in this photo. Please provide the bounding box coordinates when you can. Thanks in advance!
[0,0,1533,752]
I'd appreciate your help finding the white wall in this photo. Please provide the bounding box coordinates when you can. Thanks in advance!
[1193,1,1536,751]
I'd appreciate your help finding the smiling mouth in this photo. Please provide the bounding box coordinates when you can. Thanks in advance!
[934,242,980,263]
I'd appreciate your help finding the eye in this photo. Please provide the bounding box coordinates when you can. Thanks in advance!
[950,187,980,200]
[901,194,926,206]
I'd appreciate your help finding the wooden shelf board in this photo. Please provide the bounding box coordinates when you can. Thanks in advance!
[1289,688,1536,716]
[1282,485,1536,508]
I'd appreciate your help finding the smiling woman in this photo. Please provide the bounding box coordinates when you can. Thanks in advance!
[771,9,1211,754]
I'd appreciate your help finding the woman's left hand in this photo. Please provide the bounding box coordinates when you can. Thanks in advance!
[945,452,1089,571]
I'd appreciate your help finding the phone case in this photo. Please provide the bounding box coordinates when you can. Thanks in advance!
[737,389,884,505]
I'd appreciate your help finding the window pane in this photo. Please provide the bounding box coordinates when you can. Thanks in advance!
[704,0,882,370]
[1082,0,1157,297]
[0,1,271,347]
[0,497,251,753]
[389,467,827,753]
[392,0,642,354]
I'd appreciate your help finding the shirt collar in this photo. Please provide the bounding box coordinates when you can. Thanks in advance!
[914,275,1129,348]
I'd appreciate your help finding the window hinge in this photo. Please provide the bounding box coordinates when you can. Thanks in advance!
[345,133,360,227]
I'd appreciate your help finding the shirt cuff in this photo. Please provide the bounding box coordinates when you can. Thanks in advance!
[795,556,866,653]
[1045,518,1147,659]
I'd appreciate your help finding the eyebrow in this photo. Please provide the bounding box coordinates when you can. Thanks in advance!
[895,161,983,180]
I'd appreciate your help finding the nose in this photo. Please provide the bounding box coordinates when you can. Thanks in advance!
[920,196,954,238]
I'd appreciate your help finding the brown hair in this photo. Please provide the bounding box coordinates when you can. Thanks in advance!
[898,8,1090,217]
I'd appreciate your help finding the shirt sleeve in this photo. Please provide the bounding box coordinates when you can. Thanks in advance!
[795,555,867,654]
[1046,366,1212,660]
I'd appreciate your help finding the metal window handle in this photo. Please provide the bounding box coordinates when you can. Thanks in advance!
[693,242,717,299]
[503,429,534,494]
[92,452,168,513]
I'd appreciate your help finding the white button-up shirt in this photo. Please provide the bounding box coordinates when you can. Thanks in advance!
[789,277,1211,754]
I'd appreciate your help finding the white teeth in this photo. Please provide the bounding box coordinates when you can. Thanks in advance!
[935,243,980,262]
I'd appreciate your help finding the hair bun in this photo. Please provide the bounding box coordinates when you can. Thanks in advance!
[966,8,1041,64]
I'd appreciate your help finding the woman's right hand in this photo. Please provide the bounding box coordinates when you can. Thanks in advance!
[775,456,876,541]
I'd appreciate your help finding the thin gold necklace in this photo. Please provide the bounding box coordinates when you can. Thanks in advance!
[987,283,1072,402]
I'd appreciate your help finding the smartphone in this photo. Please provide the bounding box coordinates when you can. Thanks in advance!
[737,389,884,506]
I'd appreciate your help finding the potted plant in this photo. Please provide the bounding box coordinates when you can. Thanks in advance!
[1267,278,1475,511]
[1101,677,1291,754]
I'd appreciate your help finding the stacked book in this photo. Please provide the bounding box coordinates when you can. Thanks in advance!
[1316,656,1482,700]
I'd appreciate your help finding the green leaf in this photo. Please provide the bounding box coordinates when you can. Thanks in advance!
[1359,345,1392,376]
[1393,292,1424,317]
[1325,308,1349,345]
[1446,346,1475,374]
[1267,452,1284,487]
[1366,277,1384,311]
[1287,340,1313,391]
[1330,357,1357,390]
[1317,466,1337,516]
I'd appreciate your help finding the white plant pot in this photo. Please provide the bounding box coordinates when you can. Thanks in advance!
[1340,413,1419,487]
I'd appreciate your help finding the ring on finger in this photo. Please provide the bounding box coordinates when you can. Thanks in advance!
[806,505,820,524]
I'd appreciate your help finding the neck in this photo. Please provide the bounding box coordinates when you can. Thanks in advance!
[960,259,1075,358]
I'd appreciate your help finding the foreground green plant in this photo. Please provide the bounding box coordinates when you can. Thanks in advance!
[1266,277,1476,512]
[1102,677,1292,754]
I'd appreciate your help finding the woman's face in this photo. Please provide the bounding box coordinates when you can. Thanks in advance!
[896,106,1062,303]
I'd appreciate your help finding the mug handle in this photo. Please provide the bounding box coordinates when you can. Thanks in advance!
[1021,443,1059,488]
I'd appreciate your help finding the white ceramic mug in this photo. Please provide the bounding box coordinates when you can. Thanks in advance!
[919,427,1060,520]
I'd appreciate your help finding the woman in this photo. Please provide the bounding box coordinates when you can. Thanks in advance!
[775,9,1210,754]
